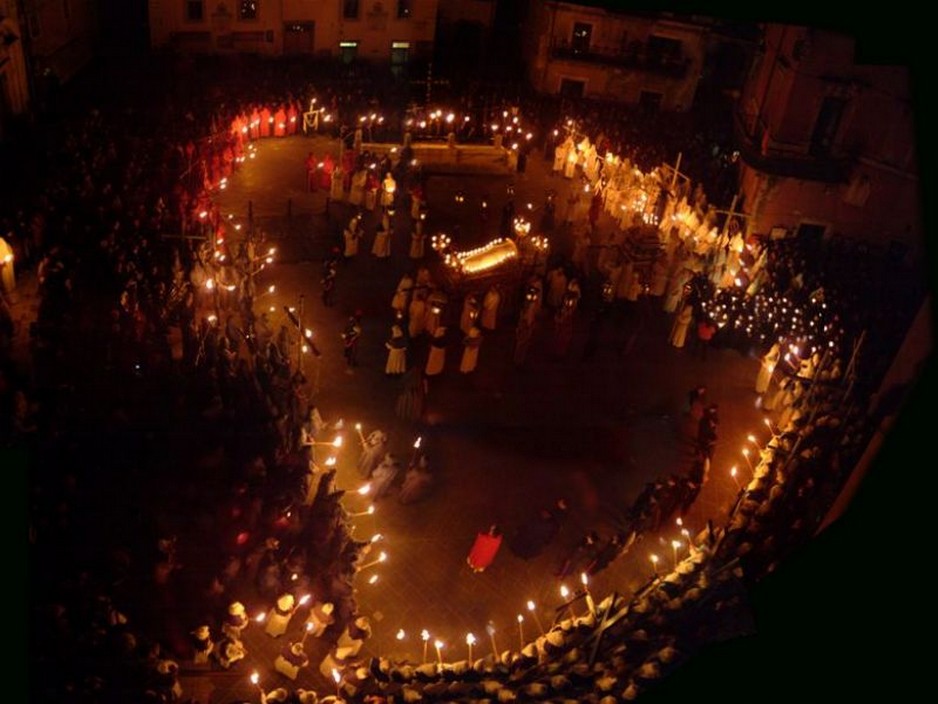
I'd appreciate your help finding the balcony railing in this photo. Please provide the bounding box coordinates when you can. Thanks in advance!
[549,39,691,78]
[734,109,854,183]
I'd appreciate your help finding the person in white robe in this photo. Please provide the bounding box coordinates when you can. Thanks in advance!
[384,325,407,376]
[669,304,693,348]
[460,326,483,373]
[480,286,501,331]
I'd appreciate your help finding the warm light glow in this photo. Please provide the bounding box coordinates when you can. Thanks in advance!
[331,668,341,684]
[378,551,388,562]
[299,594,311,605]
[357,483,372,495]
[367,505,375,515]
[747,434,757,444]
[580,572,589,587]
[560,585,570,599]
[325,456,336,466]
[250,672,259,686]
[368,574,378,584]
[730,467,738,478]
[650,554,659,565]
[414,437,422,449]
[516,614,524,623]
[526,600,536,612]
[466,633,476,646]
[370,533,383,543]
[434,639,444,649]
[421,629,430,641]
[671,540,681,549]
[396,629,406,640]
[255,612,266,622]
[333,436,343,448]
[205,278,214,290]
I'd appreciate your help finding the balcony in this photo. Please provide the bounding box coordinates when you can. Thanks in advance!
[548,39,691,79]
[734,110,854,183]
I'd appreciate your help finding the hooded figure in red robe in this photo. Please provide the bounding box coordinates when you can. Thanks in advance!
[260,106,272,138]
[274,107,287,137]
[467,524,503,573]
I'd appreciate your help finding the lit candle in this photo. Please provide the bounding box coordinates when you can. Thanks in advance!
[331,668,342,699]
[526,600,545,635]
[730,466,741,490]
[580,572,596,616]
[516,614,524,649]
[421,629,430,663]
[355,422,366,446]
[396,628,406,640]
[649,553,659,576]
[559,584,576,619]
[434,639,444,666]
[250,671,263,698]
[466,632,476,662]
[486,622,498,659]
[742,448,754,473]
[300,621,314,644]
[671,540,681,568]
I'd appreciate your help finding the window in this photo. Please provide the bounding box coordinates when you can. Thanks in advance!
[571,22,591,53]
[391,41,409,74]
[647,35,683,65]
[339,40,359,63]
[810,96,847,157]
[397,0,412,18]
[239,1,258,21]
[343,0,360,19]
[186,0,204,22]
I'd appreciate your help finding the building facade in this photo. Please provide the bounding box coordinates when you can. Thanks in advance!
[1,0,31,134]
[148,0,438,62]
[735,24,922,258]
[523,1,708,110]
[20,0,96,84]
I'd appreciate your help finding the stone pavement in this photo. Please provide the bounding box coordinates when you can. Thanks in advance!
[179,132,770,701]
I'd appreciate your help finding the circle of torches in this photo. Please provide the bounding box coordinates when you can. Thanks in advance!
[221,110,816,692]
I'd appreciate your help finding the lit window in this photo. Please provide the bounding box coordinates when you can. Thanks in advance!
[239,0,258,21]
[343,0,360,19]
[186,0,204,22]
[339,40,359,63]
[397,0,412,18]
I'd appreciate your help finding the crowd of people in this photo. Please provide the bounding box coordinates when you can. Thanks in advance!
[6,52,922,703]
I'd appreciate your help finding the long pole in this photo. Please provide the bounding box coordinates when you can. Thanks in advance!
[297,294,305,374]
[670,152,682,192]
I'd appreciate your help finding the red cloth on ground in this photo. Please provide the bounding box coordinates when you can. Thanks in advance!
[467,531,502,571]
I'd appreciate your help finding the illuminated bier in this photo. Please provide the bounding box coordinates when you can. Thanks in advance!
[444,238,519,276]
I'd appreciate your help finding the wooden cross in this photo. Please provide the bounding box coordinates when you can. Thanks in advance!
[712,194,749,238]
[411,62,449,105]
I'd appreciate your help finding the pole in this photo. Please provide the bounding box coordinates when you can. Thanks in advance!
[297,294,305,374]
[670,151,682,192]
[720,194,739,239]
